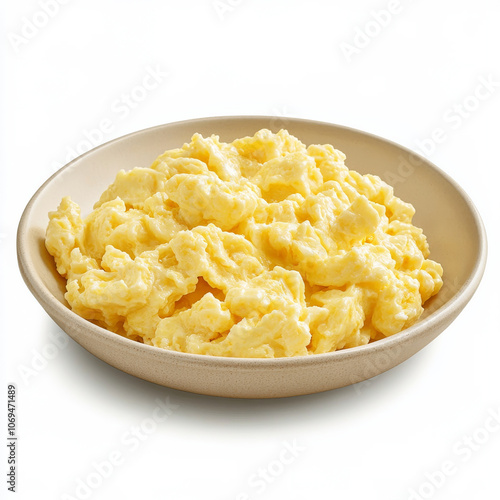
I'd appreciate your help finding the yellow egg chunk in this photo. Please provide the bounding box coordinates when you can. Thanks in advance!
[164,173,259,230]
[253,152,322,202]
[307,286,366,353]
[95,167,167,209]
[46,196,83,276]
[45,129,444,358]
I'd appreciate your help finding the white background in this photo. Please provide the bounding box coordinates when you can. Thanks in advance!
[1,1,499,499]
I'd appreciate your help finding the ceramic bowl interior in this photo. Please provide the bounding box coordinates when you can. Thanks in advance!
[17,116,487,398]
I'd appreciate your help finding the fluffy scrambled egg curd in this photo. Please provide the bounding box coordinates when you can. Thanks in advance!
[46,129,443,358]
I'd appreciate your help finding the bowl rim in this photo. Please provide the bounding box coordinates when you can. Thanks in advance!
[17,115,488,368]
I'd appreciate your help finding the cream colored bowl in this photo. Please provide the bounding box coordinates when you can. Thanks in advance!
[17,116,487,398]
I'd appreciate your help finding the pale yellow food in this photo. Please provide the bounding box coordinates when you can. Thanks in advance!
[45,129,443,358]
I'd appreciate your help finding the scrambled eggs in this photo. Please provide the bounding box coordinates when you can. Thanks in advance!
[45,129,443,358]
